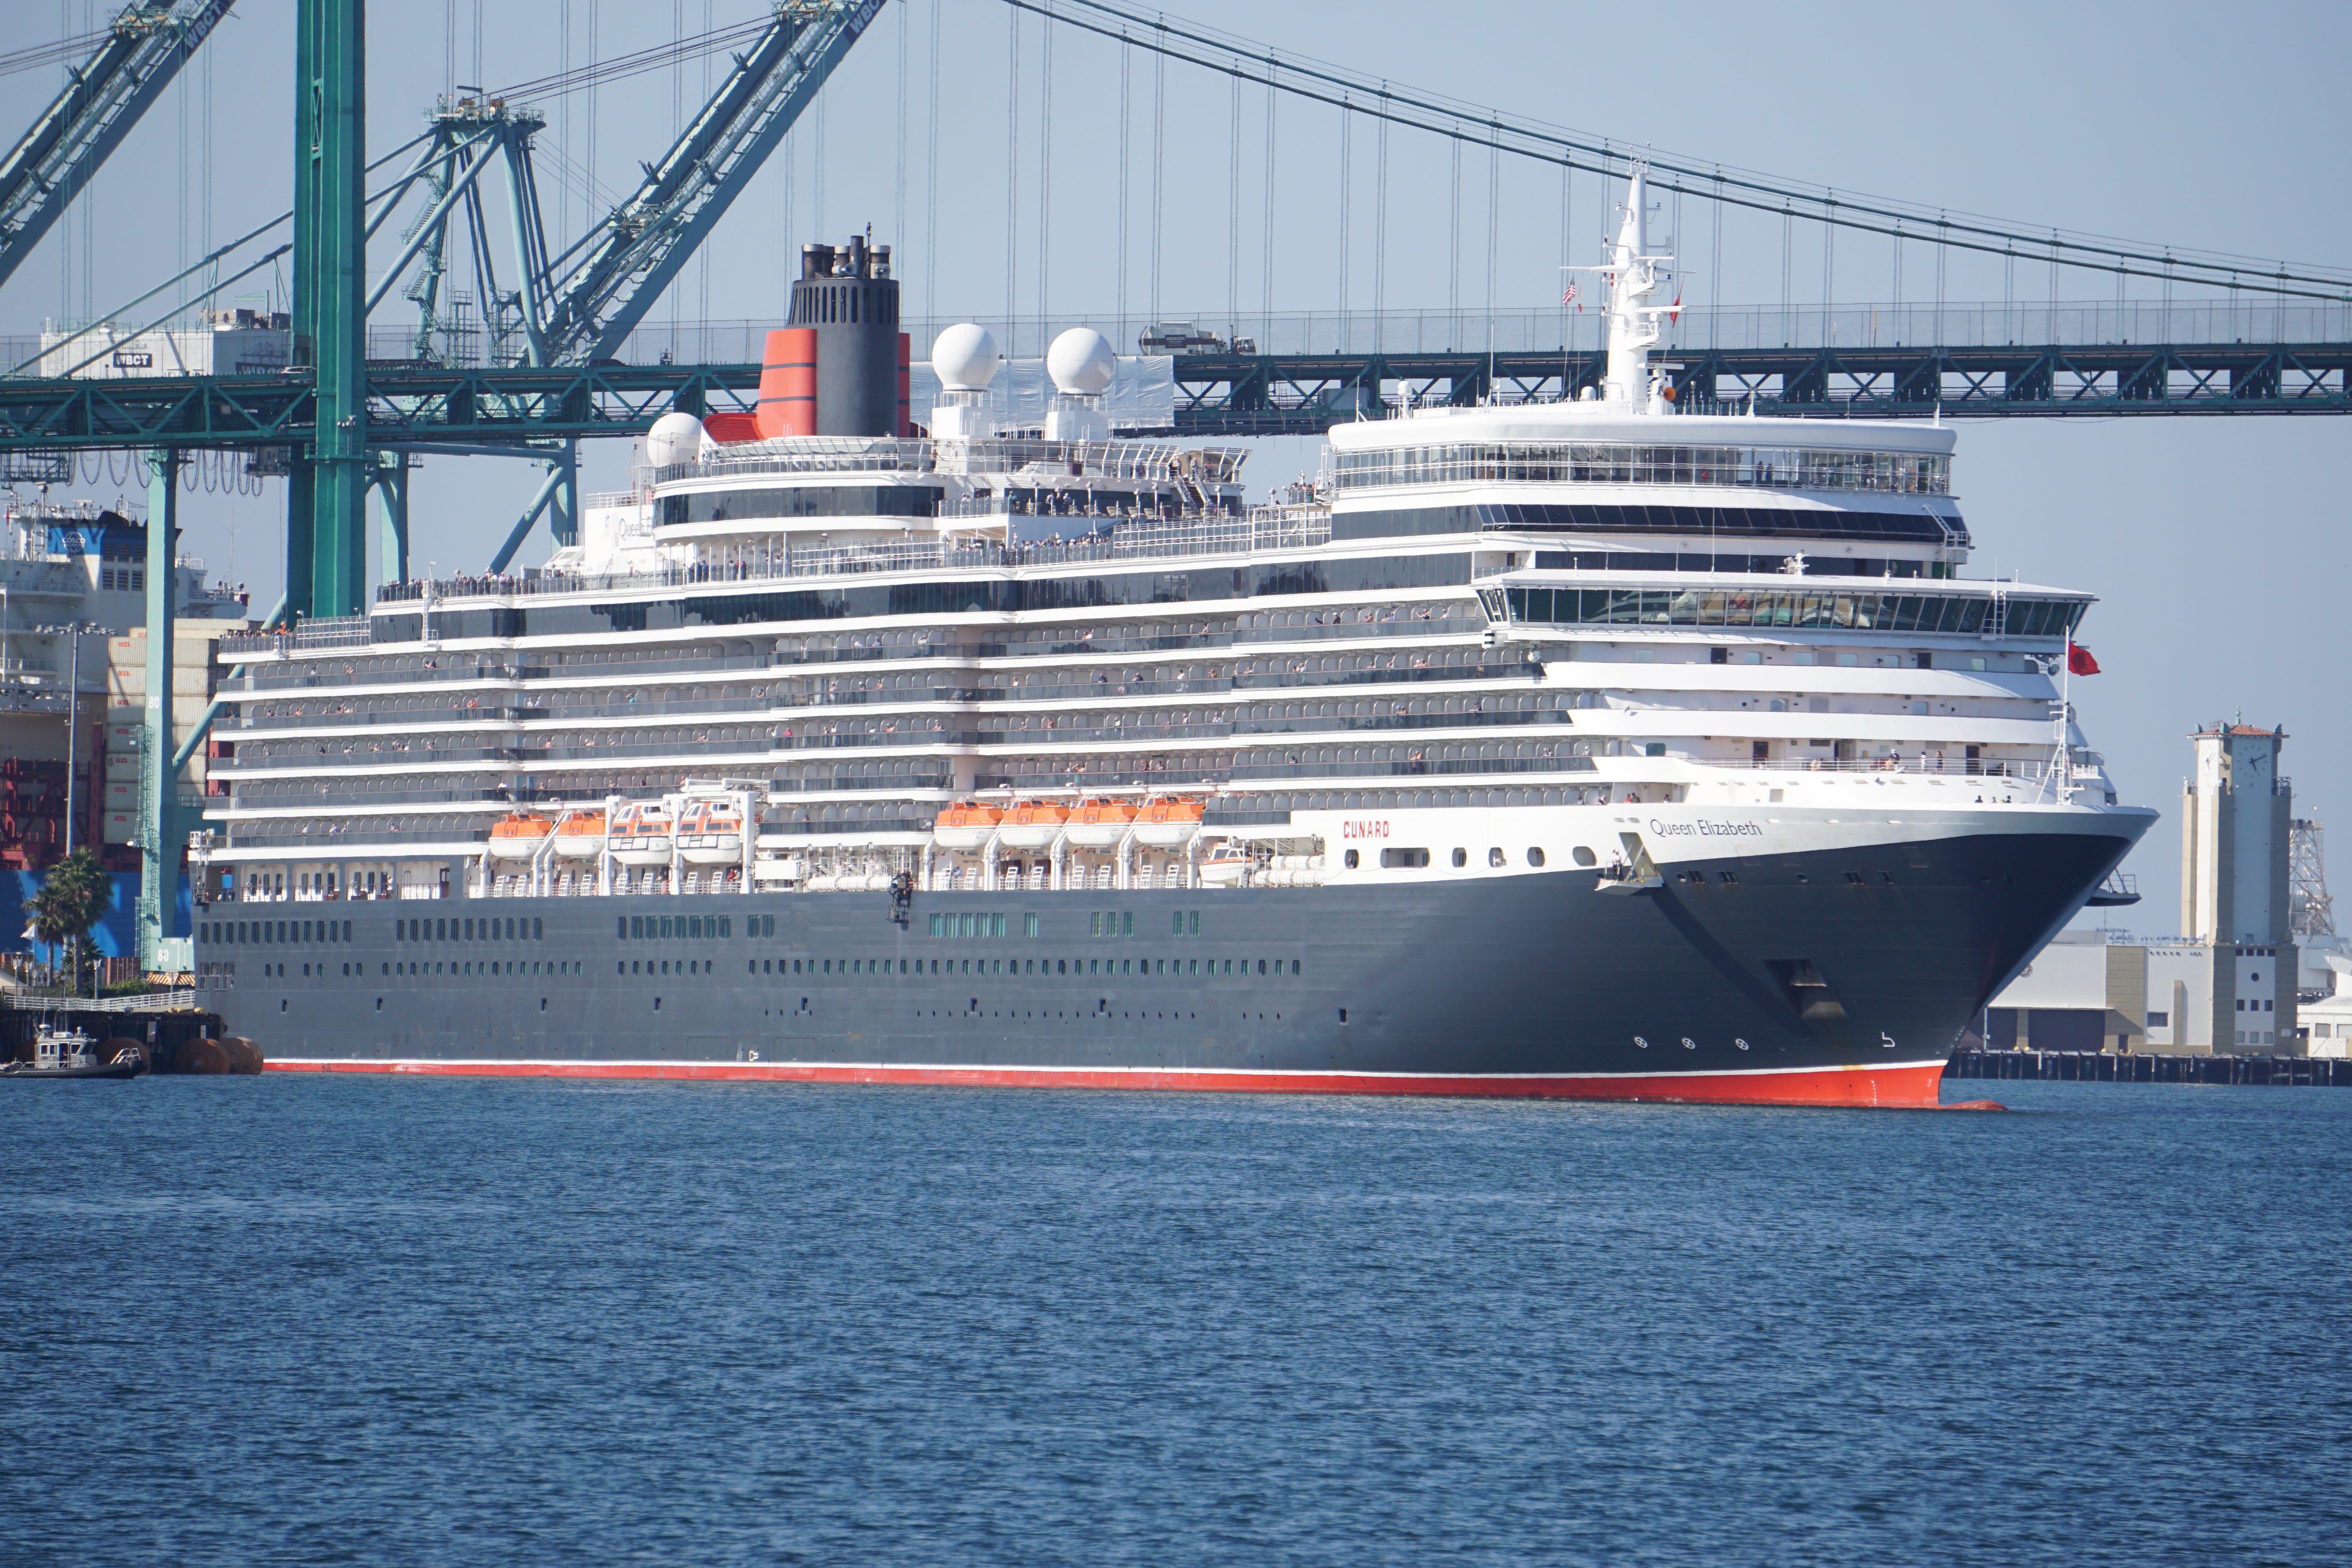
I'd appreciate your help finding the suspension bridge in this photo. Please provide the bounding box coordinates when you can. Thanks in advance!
[5,0,2348,575]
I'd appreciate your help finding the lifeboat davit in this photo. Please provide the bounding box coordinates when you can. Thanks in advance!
[933,801,1004,850]
[609,800,675,866]
[1063,797,1136,848]
[998,798,1070,849]
[1132,795,1203,848]
[551,808,607,859]
[677,798,746,866]
[486,811,552,862]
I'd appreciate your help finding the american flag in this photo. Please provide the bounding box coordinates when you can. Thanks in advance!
[1561,281,1580,310]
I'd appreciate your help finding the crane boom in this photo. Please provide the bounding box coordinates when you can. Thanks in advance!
[538,0,886,364]
[0,0,238,294]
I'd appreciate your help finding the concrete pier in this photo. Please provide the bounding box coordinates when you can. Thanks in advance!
[1945,1048,2352,1087]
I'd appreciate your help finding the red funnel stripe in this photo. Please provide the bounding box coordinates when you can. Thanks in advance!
[756,327,817,438]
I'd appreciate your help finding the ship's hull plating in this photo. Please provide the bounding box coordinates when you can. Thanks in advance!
[210,822,2138,1107]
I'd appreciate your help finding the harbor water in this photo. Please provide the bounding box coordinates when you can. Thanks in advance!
[4,1076,2348,1564]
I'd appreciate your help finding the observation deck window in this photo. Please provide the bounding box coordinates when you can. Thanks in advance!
[1332,441,1949,497]
[1495,584,2085,637]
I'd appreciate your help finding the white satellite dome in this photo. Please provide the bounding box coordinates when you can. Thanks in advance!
[1046,327,1116,396]
[645,410,705,468]
[931,323,1000,392]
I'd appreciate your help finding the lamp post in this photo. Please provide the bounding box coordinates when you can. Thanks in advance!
[26,619,97,856]
[62,620,91,856]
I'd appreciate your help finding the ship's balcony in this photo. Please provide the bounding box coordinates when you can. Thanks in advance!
[214,743,521,773]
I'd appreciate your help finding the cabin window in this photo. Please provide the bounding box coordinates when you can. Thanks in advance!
[1451,848,1468,867]
[1528,848,1547,867]
[1379,848,1430,869]
[1343,849,1360,869]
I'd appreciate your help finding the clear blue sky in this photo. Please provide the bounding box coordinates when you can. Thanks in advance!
[4,0,2348,932]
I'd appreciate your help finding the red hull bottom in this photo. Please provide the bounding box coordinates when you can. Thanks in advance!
[266,1057,1951,1108]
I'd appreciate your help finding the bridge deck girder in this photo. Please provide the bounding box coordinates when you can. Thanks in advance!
[1,338,2347,454]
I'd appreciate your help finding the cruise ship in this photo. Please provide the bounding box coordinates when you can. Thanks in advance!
[190,182,2154,1105]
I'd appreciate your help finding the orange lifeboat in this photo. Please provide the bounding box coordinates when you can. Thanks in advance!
[1132,795,1204,848]
[551,808,606,859]
[677,798,746,866]
[998,798,1071,849]
[609,800,675,866]
[486,811,552,862]
[1064,796,1136,848]
[932,800,1005,850]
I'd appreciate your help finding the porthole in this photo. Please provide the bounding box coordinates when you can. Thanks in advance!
[1488,847,1505,868]
[1572,846,1598,867]
[1343,848,1360,869]
[1526,848,1546,868]
[1452,848,1468,868]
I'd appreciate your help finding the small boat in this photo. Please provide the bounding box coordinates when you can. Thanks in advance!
[998,798,1071,849]
[609,800,675,866]
[1063,797,1136,848]
[933,801,1005,849]
[1198,846,1250,886]
[551,807,607,858]
[1132,795,1204,848]
[485,811,553,862]
[677,798,746,866]
[2,1022,144,1080]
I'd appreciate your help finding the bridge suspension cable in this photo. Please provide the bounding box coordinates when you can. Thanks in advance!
[1012,0,2352,304]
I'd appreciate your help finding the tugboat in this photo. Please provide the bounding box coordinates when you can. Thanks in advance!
[3,1020,146,1080]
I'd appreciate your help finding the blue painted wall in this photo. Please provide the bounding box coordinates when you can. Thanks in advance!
[3,871,191,957]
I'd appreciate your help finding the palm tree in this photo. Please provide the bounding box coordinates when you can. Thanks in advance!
[28,848,107,997]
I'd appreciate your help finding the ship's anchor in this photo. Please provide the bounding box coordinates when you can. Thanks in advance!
[889,871,914,928]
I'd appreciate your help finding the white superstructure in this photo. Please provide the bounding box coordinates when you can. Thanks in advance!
[198,187,2140,917]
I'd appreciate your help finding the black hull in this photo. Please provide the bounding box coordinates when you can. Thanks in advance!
[201,826,2138,1106]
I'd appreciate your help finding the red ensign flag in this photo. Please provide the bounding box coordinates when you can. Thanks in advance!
[2067,642,2101,676]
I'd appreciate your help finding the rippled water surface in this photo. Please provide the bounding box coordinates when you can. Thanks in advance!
[4,1074,2348,1565]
